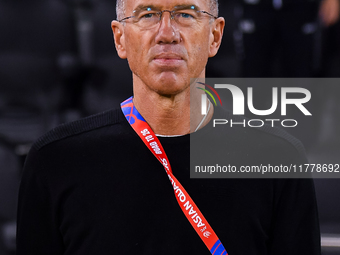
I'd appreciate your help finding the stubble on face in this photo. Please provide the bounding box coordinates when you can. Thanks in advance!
[123,0,213,97]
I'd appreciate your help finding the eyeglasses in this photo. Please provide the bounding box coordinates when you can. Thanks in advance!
[118,5,218,29]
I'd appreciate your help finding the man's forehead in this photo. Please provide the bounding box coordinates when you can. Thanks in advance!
[125,0,209,12]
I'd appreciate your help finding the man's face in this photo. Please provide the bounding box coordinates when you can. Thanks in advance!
[113,0,223,96]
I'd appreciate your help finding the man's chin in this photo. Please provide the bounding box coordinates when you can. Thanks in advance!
[153,73,189,95]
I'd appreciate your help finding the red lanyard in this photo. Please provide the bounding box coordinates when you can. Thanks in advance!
[121,97,228,255]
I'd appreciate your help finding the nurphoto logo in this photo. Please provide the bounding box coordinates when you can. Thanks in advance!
[198,83,312,128]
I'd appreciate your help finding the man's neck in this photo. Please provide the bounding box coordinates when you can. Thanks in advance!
[132,78,213,136]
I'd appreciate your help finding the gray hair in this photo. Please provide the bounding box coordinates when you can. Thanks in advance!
[116,0,219,21]
[116,0,126,21]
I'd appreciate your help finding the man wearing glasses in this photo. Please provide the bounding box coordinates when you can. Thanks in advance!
[17,0,320,254]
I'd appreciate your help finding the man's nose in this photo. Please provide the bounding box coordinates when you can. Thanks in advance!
[155,11,181,44]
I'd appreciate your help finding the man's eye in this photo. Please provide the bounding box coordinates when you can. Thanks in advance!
[140,13,155,19]
[179,12,194,19]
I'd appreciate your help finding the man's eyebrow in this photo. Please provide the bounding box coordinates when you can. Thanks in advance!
[132,4,201,13]
[132,5,160,14]
[173,4,201,11]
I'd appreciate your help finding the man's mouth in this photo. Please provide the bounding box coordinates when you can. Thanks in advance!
[153,53,184,66]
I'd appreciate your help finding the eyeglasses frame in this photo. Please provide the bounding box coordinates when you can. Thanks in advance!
[118,9,218,24]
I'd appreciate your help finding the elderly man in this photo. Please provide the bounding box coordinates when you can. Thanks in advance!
[17,0,320,254]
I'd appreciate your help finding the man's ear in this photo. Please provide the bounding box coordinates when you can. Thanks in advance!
[111,20,127,59]
[209,17,225,58]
